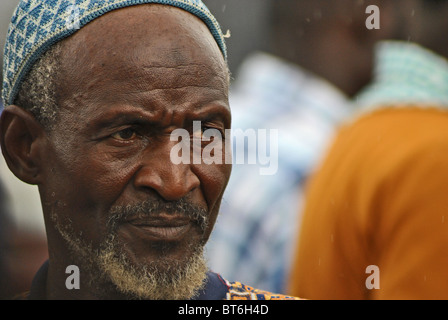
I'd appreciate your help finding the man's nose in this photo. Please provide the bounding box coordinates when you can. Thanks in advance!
[133,143,200,201]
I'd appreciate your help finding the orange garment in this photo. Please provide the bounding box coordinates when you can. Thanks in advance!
[289,107,448,300]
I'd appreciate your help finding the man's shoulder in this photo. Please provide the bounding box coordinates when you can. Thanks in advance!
[222,278,302,300]
[347,106,448,134]
[332,106,448,161]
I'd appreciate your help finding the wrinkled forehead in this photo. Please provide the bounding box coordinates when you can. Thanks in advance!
[50,5,230,127]
[57,5,229,104]
[64,5,225,68]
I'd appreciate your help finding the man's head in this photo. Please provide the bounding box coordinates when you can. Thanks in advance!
[268,0,397,97]
[0,1,230,300]
[394,0,448,59]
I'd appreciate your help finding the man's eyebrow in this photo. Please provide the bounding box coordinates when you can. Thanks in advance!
[189,104,231,126]
[87,102,231,130]
[88,109,157,129]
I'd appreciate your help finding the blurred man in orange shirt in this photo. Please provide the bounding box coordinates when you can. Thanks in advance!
[289,0,448,299]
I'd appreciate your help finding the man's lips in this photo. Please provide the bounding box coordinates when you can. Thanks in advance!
[122,214,194,241]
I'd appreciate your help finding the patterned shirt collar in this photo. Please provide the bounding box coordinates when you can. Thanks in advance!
[355,40,448,111]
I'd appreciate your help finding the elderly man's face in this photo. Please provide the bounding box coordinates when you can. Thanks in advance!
[40,5,230,299]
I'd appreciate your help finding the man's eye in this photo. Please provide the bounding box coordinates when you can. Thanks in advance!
[111,128,138,141]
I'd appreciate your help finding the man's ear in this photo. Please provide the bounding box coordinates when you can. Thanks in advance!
[0,105,47,185]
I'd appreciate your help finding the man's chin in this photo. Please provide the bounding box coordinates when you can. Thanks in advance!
[52,212,209,299]
[97,240,209,300]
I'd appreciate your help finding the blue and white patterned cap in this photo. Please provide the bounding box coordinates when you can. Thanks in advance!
[2,0,227,106]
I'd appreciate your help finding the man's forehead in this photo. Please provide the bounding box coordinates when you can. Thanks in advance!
[63,5,221,65]
[56,5,229,109]
[2,0,227,107]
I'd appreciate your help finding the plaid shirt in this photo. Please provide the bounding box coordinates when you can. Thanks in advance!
[355,40,448,111]
[206,52,352,293]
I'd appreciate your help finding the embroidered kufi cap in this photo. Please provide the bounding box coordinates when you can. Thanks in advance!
[2,0,227,106]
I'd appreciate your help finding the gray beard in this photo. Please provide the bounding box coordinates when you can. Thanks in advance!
[50,198,210,300]
[93,233,208,300]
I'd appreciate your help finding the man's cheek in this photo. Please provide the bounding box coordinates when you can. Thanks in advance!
[194,165,228,196]
[196,164,230,218]
[75,157,137,198]
[208,164,232,196]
